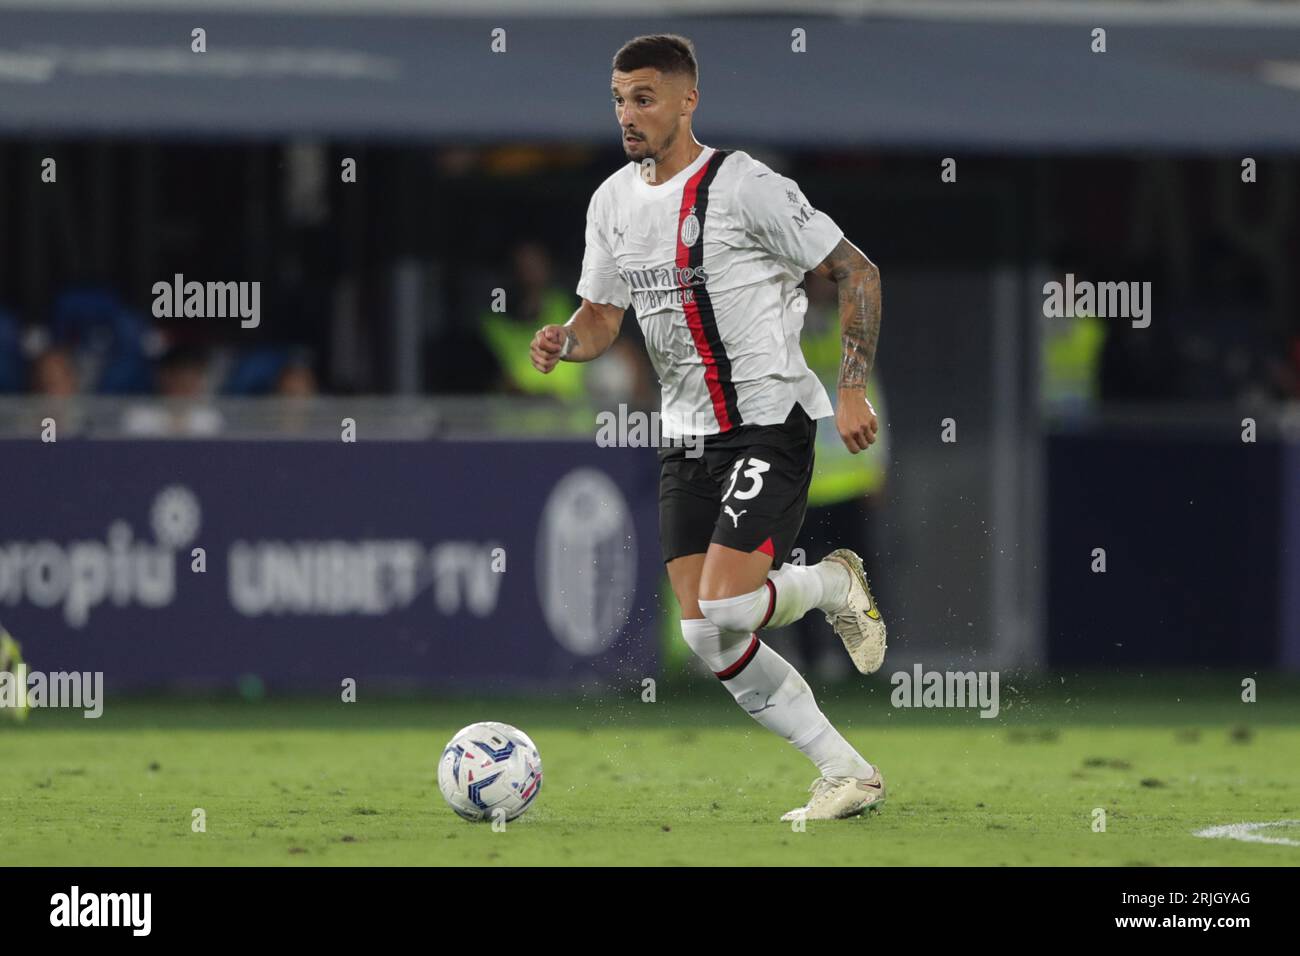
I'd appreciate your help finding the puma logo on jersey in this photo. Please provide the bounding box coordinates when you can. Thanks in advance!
[723,505,747,528]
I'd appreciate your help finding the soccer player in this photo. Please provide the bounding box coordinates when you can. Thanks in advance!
[530,34,887,821]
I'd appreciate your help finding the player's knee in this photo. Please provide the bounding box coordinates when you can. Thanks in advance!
[697,586,769,633]
[669,586,703,620]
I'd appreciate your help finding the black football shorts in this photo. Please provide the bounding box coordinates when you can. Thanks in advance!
[658,401,817,568]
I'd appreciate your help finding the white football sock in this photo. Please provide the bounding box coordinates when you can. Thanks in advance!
[802,722,875,779]
[766,561,851,627]
[696,560,851,633]
[697,588,770,634]
[680,616,753,672]
[680,618,873,780]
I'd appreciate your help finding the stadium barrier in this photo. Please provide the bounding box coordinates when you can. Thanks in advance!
[0,436,661,691]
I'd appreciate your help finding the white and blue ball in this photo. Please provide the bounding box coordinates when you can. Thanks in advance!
[437,721,543,822]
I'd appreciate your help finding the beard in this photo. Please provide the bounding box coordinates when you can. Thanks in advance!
[623,125,679,167]
[646,126,679,166]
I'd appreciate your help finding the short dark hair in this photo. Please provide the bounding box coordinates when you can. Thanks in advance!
[612,34,698,87]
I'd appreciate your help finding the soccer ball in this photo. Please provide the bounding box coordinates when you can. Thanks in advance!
[437,721,543,822]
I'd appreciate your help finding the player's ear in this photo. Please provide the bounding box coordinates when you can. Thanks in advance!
[673,73,696,111]
[682,86,698,118]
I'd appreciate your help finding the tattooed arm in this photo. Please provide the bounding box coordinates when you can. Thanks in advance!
[811,237,881,453]
[530,298,624,372]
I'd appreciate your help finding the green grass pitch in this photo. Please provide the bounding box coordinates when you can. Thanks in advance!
[2,674,1298,866]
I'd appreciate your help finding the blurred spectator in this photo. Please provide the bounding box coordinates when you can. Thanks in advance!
[26,344,88,435]
[49,287,158,394]
[479,241,586,401]
[157,346,209,399]
[276,359,318,397]
[121,346,224,436]
[1042,309,1106,418]
[29,348,79,397]
[272,354,320,434]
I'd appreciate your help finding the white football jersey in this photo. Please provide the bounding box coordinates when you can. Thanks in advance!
[576,145,842,438]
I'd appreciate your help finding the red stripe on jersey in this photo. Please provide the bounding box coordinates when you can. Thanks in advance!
[677,154,735,432]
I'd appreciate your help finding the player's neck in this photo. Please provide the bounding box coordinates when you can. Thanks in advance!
[646,136,705,185]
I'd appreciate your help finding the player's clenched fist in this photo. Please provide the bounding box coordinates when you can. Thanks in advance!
[530,325,568,374]
[836,391,879,453]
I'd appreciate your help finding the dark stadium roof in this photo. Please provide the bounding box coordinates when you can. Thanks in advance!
[1,3,1299,150]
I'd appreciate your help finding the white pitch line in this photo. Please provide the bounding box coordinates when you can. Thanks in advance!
[1193,820,1300,847]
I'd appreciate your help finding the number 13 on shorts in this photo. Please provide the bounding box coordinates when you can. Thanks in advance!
[723,456,771,502]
